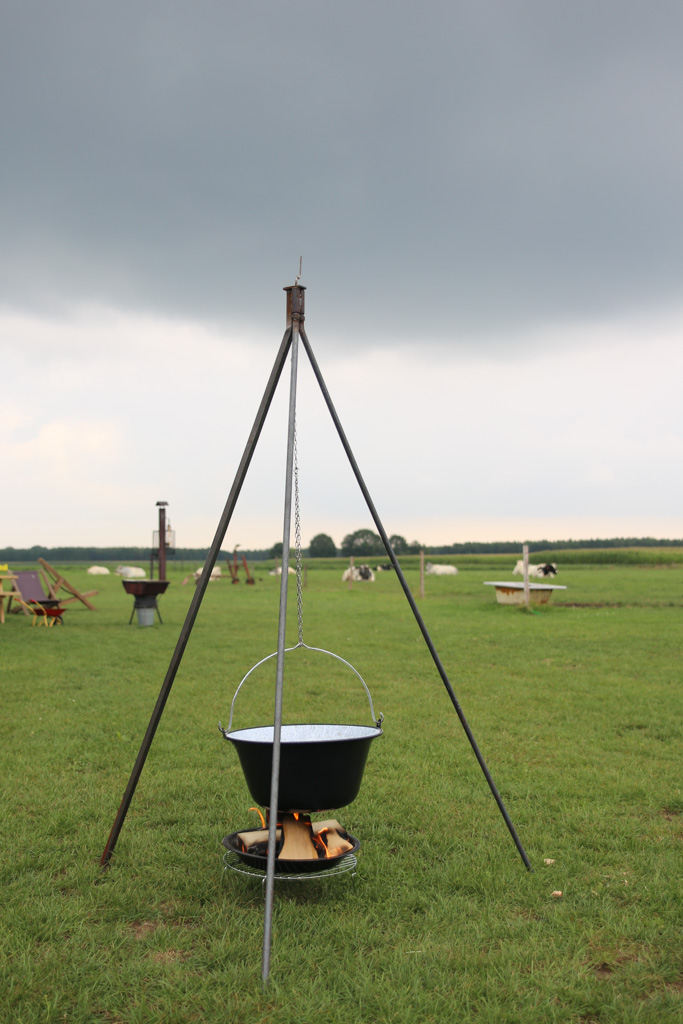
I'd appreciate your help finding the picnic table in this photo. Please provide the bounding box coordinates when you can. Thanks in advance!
[0,573,18,624]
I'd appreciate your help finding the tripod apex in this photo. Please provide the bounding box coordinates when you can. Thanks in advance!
[284,283,306,324]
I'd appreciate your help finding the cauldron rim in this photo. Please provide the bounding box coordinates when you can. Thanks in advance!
[225,723,383,745]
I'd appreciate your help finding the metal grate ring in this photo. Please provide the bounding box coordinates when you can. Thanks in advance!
[223,850,358,883]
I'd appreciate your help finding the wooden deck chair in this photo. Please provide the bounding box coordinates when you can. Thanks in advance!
[37,559,98,610]
[9,570,55,615]
[9,571,65,625]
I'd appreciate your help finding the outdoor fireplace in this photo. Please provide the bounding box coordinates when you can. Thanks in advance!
[122,577,170,626]
[220,663,383,878]
[121,500,172,625]
[223,812,360,873]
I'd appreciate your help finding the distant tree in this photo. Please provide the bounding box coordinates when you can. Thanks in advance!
[308,533,336,558]
[340,529,383,557]
[269,542,297,560]
[408,539,423,554]
[388,534,409,555]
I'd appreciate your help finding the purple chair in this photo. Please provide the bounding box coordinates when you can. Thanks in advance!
[11,571,65,625]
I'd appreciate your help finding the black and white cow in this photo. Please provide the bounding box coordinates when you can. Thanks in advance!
[342,564,376,582]
[512,560,557,577]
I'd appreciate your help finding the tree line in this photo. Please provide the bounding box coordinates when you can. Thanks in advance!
[429,536,683,554]
[2,534,681,565]
[274,531,683,558]
[0,545,269,563]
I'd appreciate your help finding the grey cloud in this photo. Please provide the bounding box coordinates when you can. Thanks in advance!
[2,1,683,345]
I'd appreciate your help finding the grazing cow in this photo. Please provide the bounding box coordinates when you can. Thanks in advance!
[181,565,222,585]
[512,560,557,577]
[268,566,296,575]
[193,565,222,580]
[342,564,376,582]
[115,566,146,579]
[375,564,394,572]
[425,563,458,576]
[87,566,110,575]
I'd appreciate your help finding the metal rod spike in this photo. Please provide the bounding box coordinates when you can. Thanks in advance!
[262,287,304,984]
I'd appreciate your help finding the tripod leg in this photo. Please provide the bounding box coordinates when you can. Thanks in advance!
[100,324,294,867]
[300,325,532,871]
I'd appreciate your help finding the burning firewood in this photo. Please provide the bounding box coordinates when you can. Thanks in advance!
[237,828,282,849]
[318,828,353,858]
[235,814,354,863]
[311,819,353,857]
[311,819,344,835]
[278,813,319,860]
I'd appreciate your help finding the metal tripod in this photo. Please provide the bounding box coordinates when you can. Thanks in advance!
[100,283,531,986]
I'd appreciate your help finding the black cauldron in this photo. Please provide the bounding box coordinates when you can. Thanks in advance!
[220,723,382,812]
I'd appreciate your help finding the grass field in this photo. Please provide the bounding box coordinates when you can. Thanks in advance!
[2,557,682,1023]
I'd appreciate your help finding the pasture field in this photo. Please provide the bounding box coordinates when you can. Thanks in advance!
[2,558,682,1023]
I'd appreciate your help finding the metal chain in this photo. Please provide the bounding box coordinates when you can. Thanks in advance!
[293,420,304,645]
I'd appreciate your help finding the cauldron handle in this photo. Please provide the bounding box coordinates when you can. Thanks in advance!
[219,641,384,736]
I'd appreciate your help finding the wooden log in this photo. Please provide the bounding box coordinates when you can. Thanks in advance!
[311,819,353,857]
[311,819,344,835]
[237,828,282,849]
[318,828,353,858]
[278,813,319,861]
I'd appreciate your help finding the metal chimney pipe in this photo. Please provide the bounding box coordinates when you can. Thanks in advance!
[157,501,168,582]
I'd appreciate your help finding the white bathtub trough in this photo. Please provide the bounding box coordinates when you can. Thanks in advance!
[483,581,567,606]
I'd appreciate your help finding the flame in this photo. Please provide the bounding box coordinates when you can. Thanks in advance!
[313,827,331,858]
[312,824,353,859]
[248,806,266,828]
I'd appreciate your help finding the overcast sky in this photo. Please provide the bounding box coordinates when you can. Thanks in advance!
[2,1,682,551]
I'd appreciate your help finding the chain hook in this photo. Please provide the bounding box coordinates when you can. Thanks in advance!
[293,419,304,645]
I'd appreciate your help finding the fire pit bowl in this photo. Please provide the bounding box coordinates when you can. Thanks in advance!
[222,829,361,873]
[121,580,170,597]
[220,723,383,812]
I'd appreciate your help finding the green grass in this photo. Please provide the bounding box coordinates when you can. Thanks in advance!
[1,560,682,1023]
